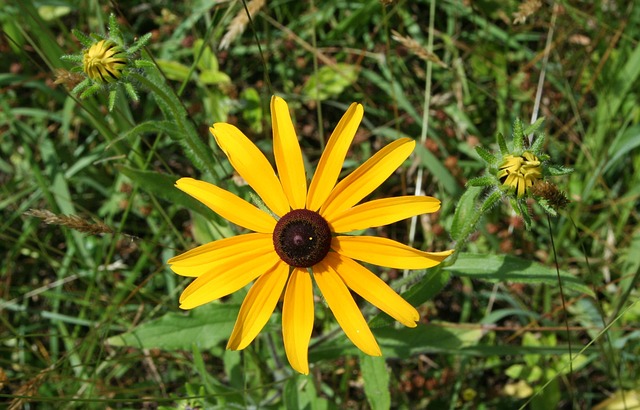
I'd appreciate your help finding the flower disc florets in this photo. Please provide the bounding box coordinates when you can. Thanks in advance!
[273,209,332,268]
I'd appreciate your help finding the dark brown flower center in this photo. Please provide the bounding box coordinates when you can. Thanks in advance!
[273,209,332,268]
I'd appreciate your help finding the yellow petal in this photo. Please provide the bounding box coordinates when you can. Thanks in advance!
[179,251,280,309]
[282,267,314,375]
[175,178,276,233]
[332,236,453,269]
[271,96,307,209]
[313,260,381,356]
[168,233,273,277]
[324,252,419,327]
[328,196,441,233]
[227,261,289,350]
[306,103,363,211]
[320,138,415,220]
[210,123,290,216]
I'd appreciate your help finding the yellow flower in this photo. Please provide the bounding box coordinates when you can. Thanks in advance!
[498,152,542,197]
[168,96,453,374]
[82,40,127,83]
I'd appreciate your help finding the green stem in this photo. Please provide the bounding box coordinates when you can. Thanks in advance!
[129,71,220,179]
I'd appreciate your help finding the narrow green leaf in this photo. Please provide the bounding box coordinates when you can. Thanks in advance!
[603,124,640,174]
[523,117,545,137]
[414,143,464,196]
[512,118,524,152]
[123,120,180,140]
[529,132,545,153]
[466,176,494,187]
[107,303,239,350]
[361,355,391,410]
[480,189,503,213]
[117,166,219,221]
[475,145,498,164]
[369,269,451,329]
[445,254,594,296]
[497,132,508,155]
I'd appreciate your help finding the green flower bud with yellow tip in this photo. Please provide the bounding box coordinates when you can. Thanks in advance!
[61,14,152,111]
[82,39,127,83]
[498,152,542,197]
[454,117,572,234]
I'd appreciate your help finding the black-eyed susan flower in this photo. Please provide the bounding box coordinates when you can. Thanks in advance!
[168,96,453,374]
[61,14,152,111]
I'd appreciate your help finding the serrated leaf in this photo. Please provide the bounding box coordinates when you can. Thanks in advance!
[513,118,524,152]
[497,132,508,155]
[361,355,390,410]
[445,254,594,296]
[523,117,545,137]
[466,176,494,187]
[529,132,546,153]
[107,303,239,350]
[480,189,503,213]
[302,63,359,101]
[475,145,498,164]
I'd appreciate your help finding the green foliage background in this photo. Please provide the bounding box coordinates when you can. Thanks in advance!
[1,0,639,408]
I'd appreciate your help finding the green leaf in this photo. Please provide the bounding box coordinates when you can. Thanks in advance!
[375,323,483,356]
[117,166,219,221]
[480,189,503,213]
[529,132,545,153]
[475,145,498,165]
[505,364,543,383]
[445,254,594,296]
[107,303,239,350]
[466,176,494,187]
[155,59,191,82]
[284,374,330,410]
[199,70,231,85]
[414,143,464,196]
[302,63,359,101]
[193,39,218,72]
[369,269,450,329]
[523,117,545,138]
[512,118,524,153]
[123,120,180,141]
[451,186,482,241]
[603,124,640,174]
[361,355,390,410]
[497,132,508,155]
[241,87,264,133]
[546,164,573,176]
